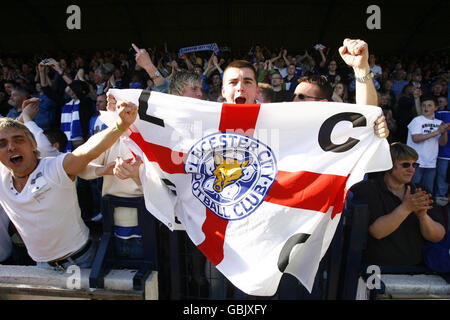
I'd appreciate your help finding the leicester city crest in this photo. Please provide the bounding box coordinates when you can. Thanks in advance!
[184,132,278,220]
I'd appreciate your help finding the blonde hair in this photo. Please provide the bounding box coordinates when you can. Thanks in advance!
[0,117,40,158]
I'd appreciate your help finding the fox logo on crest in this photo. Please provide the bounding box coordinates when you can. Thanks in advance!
[212,154,251,193]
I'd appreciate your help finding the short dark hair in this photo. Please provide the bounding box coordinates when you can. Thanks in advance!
[420,94,438,106]
[224,60,257,82]
[43,128,68,153]
[298,75,333,101]
[390,142,418,163]
[12,86,30,97]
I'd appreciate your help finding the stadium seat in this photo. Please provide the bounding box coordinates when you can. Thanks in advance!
[89,195,158,291]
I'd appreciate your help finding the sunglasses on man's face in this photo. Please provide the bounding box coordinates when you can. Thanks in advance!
[398,162,419,169]
[295,93,325,101]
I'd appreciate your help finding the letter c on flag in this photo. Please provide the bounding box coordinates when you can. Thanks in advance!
[318,112,366,153]
[278,233,310,272]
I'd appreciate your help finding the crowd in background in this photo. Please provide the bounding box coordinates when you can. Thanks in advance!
[0,41,449,298]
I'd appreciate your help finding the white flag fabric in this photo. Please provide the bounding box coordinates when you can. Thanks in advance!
[104,89,392,296]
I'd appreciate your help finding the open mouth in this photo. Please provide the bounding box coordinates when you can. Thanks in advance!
[9,155,23,165]
[235,97,246,104]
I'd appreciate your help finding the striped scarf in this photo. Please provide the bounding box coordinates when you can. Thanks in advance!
[60,99,83,152]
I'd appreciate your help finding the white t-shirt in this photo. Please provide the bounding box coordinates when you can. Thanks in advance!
[406,115,443,168]
[0,154,89,262]
[371,64,382,77]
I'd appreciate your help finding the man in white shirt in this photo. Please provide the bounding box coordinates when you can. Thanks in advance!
[0,101,137,270]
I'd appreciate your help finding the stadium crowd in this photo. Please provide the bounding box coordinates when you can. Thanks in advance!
[0,39,449,299]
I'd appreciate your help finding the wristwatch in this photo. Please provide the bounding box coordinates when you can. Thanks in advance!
[152,70,161,79]
[355,71,374,83]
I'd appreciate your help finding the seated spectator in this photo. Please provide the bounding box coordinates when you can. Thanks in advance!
[0,102,137,270]
[407,95,450,195]
[351,142,446,266]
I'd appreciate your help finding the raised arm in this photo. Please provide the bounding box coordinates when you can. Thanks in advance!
[339,38,377,106]
[132,43,165,87]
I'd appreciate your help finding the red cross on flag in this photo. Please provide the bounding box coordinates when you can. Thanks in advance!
[104,89,392,296]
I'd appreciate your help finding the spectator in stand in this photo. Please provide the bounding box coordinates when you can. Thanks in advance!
[272,53,288,79]
[89,93,108,137]
[351,142,445,267]
[32,82,57,131]
[392,69,409,99]
[6,86,29,120]
[431,81,444,99]
[293,38,388,137]
[0,101,138,270]
[93,67,108,95]
[434,106,450,206]
[381,78,396,104]
[168,70,204,100]
[270,71,293,102]
[437,96,448,110]
[38,59,95,152]
[321,60,341,87]
[284,64,301,93]
[394,85,421,143]
[407,95,450,195]
[409,71,428,93]
[369,54,382,81]
[379,92,397,142]
[331,82,348,103]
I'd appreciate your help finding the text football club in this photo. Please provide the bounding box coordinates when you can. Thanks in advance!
[185,132,278,220]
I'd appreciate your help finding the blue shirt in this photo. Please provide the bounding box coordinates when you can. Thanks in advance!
[435,110,450,159]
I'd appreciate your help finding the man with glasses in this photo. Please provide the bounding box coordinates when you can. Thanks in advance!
[351,142,445,267]
[294,38,378,106]
[293,38,387,137]
[270,70,293,102]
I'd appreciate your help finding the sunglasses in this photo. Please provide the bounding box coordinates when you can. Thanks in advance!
[399,162,419,169]
[295,93,325,101]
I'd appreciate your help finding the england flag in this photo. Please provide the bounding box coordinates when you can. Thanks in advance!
[103,89,392,296]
